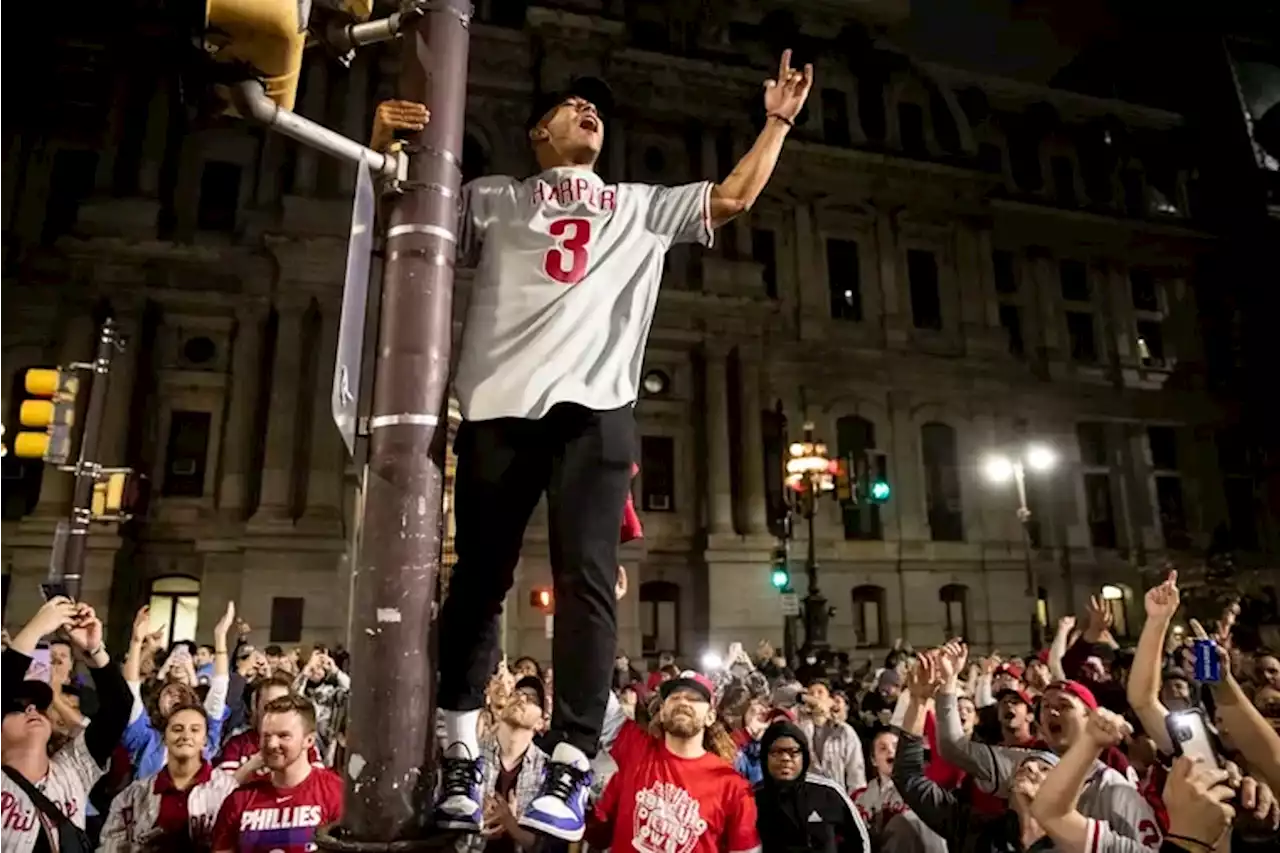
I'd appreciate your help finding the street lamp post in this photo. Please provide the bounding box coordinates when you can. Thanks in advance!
[786,423,837,651]
[983,444,1058,648]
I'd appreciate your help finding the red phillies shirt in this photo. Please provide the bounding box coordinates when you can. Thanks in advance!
[218,730,324,771]
[588,721,760,853]
[211,767,343,852]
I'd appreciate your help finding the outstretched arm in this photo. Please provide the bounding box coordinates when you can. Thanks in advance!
[709,49,812,228]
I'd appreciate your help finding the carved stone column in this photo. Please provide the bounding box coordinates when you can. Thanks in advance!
[704,345,734,535]
[302,302,344,522]
[249,300,307,525]
[738,347,768,534]
[218,304,267,519]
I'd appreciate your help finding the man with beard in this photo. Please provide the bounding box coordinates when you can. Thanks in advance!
[585,672,760,853]
[211,695,342,853]
[457,676,549,853]
[934,643,1159,851]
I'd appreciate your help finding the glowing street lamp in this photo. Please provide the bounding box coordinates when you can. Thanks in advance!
[982,443,1059,647]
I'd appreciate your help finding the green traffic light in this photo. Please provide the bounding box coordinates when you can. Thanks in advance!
[770,568,789,589]
[870,480,891,502]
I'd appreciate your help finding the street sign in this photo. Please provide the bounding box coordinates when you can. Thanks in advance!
[781,592,800,616]
[332,159,375,456]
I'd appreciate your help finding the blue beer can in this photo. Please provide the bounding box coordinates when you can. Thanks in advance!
[1194,638,1221,682]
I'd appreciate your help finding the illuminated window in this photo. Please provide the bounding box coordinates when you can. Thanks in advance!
[149,576,200,648]
[1102,584,1131,638]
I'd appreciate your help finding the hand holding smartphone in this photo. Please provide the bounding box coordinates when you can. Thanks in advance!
[1166,708,1221,768]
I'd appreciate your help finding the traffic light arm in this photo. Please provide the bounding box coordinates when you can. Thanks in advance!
[229,81,398,179]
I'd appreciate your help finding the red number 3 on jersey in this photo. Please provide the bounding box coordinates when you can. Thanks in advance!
[543,217,591,284]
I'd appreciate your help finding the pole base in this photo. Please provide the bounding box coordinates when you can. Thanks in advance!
[315,828,457,852]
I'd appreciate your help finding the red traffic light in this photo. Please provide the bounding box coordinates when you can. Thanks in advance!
[530,587,554,612]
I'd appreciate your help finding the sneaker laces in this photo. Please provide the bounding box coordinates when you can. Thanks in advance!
[441,751,480,795]
[542,761,588,802]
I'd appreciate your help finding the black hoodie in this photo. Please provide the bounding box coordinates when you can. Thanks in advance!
[754,721,870,853]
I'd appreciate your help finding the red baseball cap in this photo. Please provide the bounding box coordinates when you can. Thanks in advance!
[995,661,1025,680]
[659,671,716,704]
[1045,679,1098,711]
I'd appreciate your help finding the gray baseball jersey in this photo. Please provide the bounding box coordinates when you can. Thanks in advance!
[453,166,714,422]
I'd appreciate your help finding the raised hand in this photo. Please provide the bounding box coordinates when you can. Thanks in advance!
[615,565,628,601]
[1057,615,1076,635]
[370,100,430,152]
[1086,593,1115,637]
[906,651,944,700]
[1084,707,1133,748]
[938,639,969,682]
[28,596,79,640]
[1144,570,1180,620]
[214,601,236,638]
[763,49,814,123]
[65,603,103,652]
[131,606,152,644]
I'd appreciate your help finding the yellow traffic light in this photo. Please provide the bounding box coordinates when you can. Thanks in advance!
[91,471,131,519]
[13,368,79,463]
[206,0,309,112]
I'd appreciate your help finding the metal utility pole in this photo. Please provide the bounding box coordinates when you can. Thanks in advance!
[320,0,472,845]
[60,319,120,601]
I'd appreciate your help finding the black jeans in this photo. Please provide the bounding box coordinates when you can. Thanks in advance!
[437,402,635,757]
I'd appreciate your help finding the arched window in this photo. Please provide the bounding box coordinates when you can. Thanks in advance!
[851,585,887,647]
[149,576,201,648]
[836,416,882,540]
[640,580,680,656]
[940,583,969,639]
[462,134,488,185]
[921,422,964,541]
[1101,584,1132,639]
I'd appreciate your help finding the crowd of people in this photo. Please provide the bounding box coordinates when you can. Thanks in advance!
[5,570,1280,853]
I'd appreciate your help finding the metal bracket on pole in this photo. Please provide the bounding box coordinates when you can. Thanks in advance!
[230,81,400,179]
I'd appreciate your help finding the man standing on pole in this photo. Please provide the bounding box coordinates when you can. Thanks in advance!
[433,51,814,842]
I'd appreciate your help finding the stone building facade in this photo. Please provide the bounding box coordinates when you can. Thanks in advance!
[2,2,1272,663]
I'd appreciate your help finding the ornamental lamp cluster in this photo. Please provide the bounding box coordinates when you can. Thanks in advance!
[785,423,837,495]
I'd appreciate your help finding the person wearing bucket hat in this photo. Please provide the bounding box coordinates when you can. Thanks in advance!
[432,48,814,843]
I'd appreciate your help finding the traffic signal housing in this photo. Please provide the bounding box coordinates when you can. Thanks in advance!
[769,545,791,590]
[13,368,79,464]
[530,587,554,614]
[204,0,316,112]
[865,452,891,505]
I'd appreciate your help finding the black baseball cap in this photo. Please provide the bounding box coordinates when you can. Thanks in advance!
[526,76,615,132]
[4,680,54,716]
[514,675,546,710]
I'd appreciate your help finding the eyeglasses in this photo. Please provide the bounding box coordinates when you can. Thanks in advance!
[769,747,804,760]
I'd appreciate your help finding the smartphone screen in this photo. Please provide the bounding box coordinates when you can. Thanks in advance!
[1166,708,1221,767]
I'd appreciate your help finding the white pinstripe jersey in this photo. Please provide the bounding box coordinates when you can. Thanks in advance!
[454,167,714,422]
